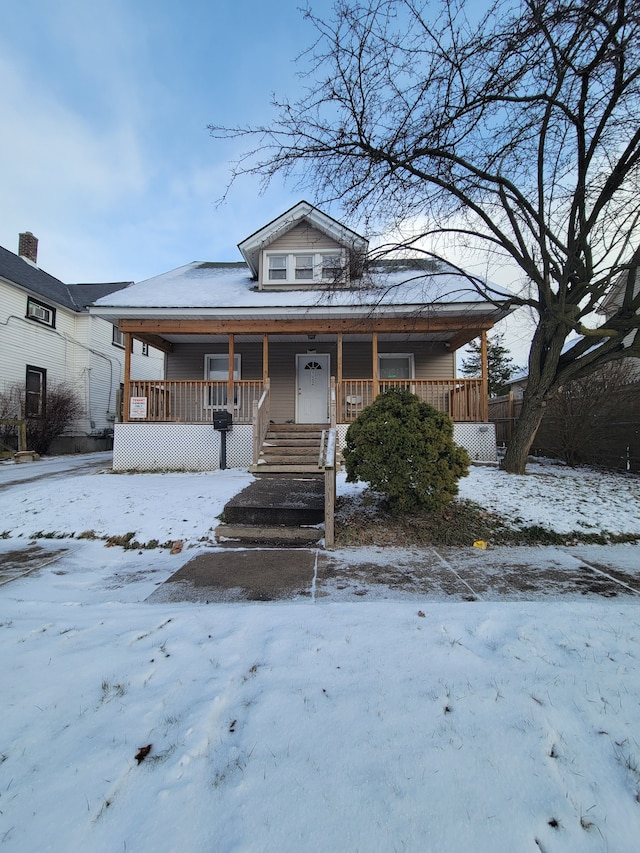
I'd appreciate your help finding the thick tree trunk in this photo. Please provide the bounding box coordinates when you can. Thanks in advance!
[501,311,571,474]
[502,391,548,474]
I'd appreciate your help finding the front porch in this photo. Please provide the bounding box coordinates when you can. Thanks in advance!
[116,324,496,470]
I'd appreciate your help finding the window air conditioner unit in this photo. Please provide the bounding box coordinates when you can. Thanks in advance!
[29,303,51,323]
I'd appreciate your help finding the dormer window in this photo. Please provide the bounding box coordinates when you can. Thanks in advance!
[264,250,346,286]
[322,254,343,281]
[295,255,313,280]
[268,255,287,281]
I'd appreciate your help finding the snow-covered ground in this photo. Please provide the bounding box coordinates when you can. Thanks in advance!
[1,455,640,852]
[459,460,640,535]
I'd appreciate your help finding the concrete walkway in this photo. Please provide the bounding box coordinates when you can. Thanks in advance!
[146,542,640,603]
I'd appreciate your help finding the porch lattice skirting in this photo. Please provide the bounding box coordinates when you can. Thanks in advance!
[113,422,497,472]
[112,423,254,471]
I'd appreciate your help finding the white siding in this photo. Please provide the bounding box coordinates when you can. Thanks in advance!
[0,280,164,440]
[269,222,341,252]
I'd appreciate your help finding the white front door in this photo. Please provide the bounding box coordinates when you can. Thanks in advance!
[296,353,330,423]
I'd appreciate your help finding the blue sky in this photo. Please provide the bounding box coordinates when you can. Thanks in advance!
[1,0,534,363]
[0,0,333,282]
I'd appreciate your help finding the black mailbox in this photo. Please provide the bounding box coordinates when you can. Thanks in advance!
[213,410,233,431]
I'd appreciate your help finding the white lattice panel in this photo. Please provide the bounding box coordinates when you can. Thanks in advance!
[113,420,496,471]
[113,423,254,471]
[453,423,497,462]
[336,422,496,463]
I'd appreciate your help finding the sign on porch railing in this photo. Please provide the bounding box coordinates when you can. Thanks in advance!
[129,397,148,419]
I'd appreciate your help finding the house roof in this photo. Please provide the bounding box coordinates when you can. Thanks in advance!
[89,258,515,328]
[66,282,133,310]
[0,244,78,311]
[237,200,369,277]
[90,202,514,325]
[0,243,132,312]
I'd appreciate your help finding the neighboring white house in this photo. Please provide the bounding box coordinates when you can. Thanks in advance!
[0,232,165,453]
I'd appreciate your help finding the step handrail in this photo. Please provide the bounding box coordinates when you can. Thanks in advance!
[323,427,337,548]
[318,429,326,469]
[252,379,271,465]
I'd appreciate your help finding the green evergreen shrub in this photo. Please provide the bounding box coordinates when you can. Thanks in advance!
[343,388,470,513]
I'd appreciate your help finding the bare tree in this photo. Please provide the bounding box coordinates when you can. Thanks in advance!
[0,382,84,456]
[211,0,640,473]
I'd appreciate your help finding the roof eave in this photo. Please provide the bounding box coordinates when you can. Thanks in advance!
[89,300,510,326]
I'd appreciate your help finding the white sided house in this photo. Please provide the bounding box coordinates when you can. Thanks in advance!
[90,202,515,471]
[0,233,164,453]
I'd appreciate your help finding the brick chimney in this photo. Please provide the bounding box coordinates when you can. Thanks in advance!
[18,232,38,264]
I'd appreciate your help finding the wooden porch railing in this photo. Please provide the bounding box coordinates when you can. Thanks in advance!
[125,377,485,424]
[338,378,485,422]
[127,380,265,423]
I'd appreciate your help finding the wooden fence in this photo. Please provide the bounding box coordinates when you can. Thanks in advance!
[489,389,640,472]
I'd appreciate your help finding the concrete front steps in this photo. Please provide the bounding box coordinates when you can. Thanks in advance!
[249,423,325,475]
[214,475,325,547]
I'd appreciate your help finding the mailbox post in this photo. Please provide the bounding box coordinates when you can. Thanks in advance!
[213,410,233,469]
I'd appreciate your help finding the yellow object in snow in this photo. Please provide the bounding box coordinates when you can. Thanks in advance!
[473,540,488,550]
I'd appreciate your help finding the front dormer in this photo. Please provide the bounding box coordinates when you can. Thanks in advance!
[238,201,368,290]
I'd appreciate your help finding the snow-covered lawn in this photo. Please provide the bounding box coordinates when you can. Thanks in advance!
[1,456,640,852]
[458,460,640,535]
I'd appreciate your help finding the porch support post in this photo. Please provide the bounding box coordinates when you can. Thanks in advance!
[336,332,343,417]
[372,332,379,400]
[227,334,235,409]
[123,329,131,422]
[480,330,489,421]
[262,334,269,382]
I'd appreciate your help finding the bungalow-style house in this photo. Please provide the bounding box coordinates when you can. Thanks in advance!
[0,233,164,453]
[90,202,515,471]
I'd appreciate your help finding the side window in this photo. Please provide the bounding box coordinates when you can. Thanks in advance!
[26,297,55,328]
[112,325,125,348]
[204,354,241,408]
[26,366,46,416]
[141,342,149,356]
[379,354,414,379]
